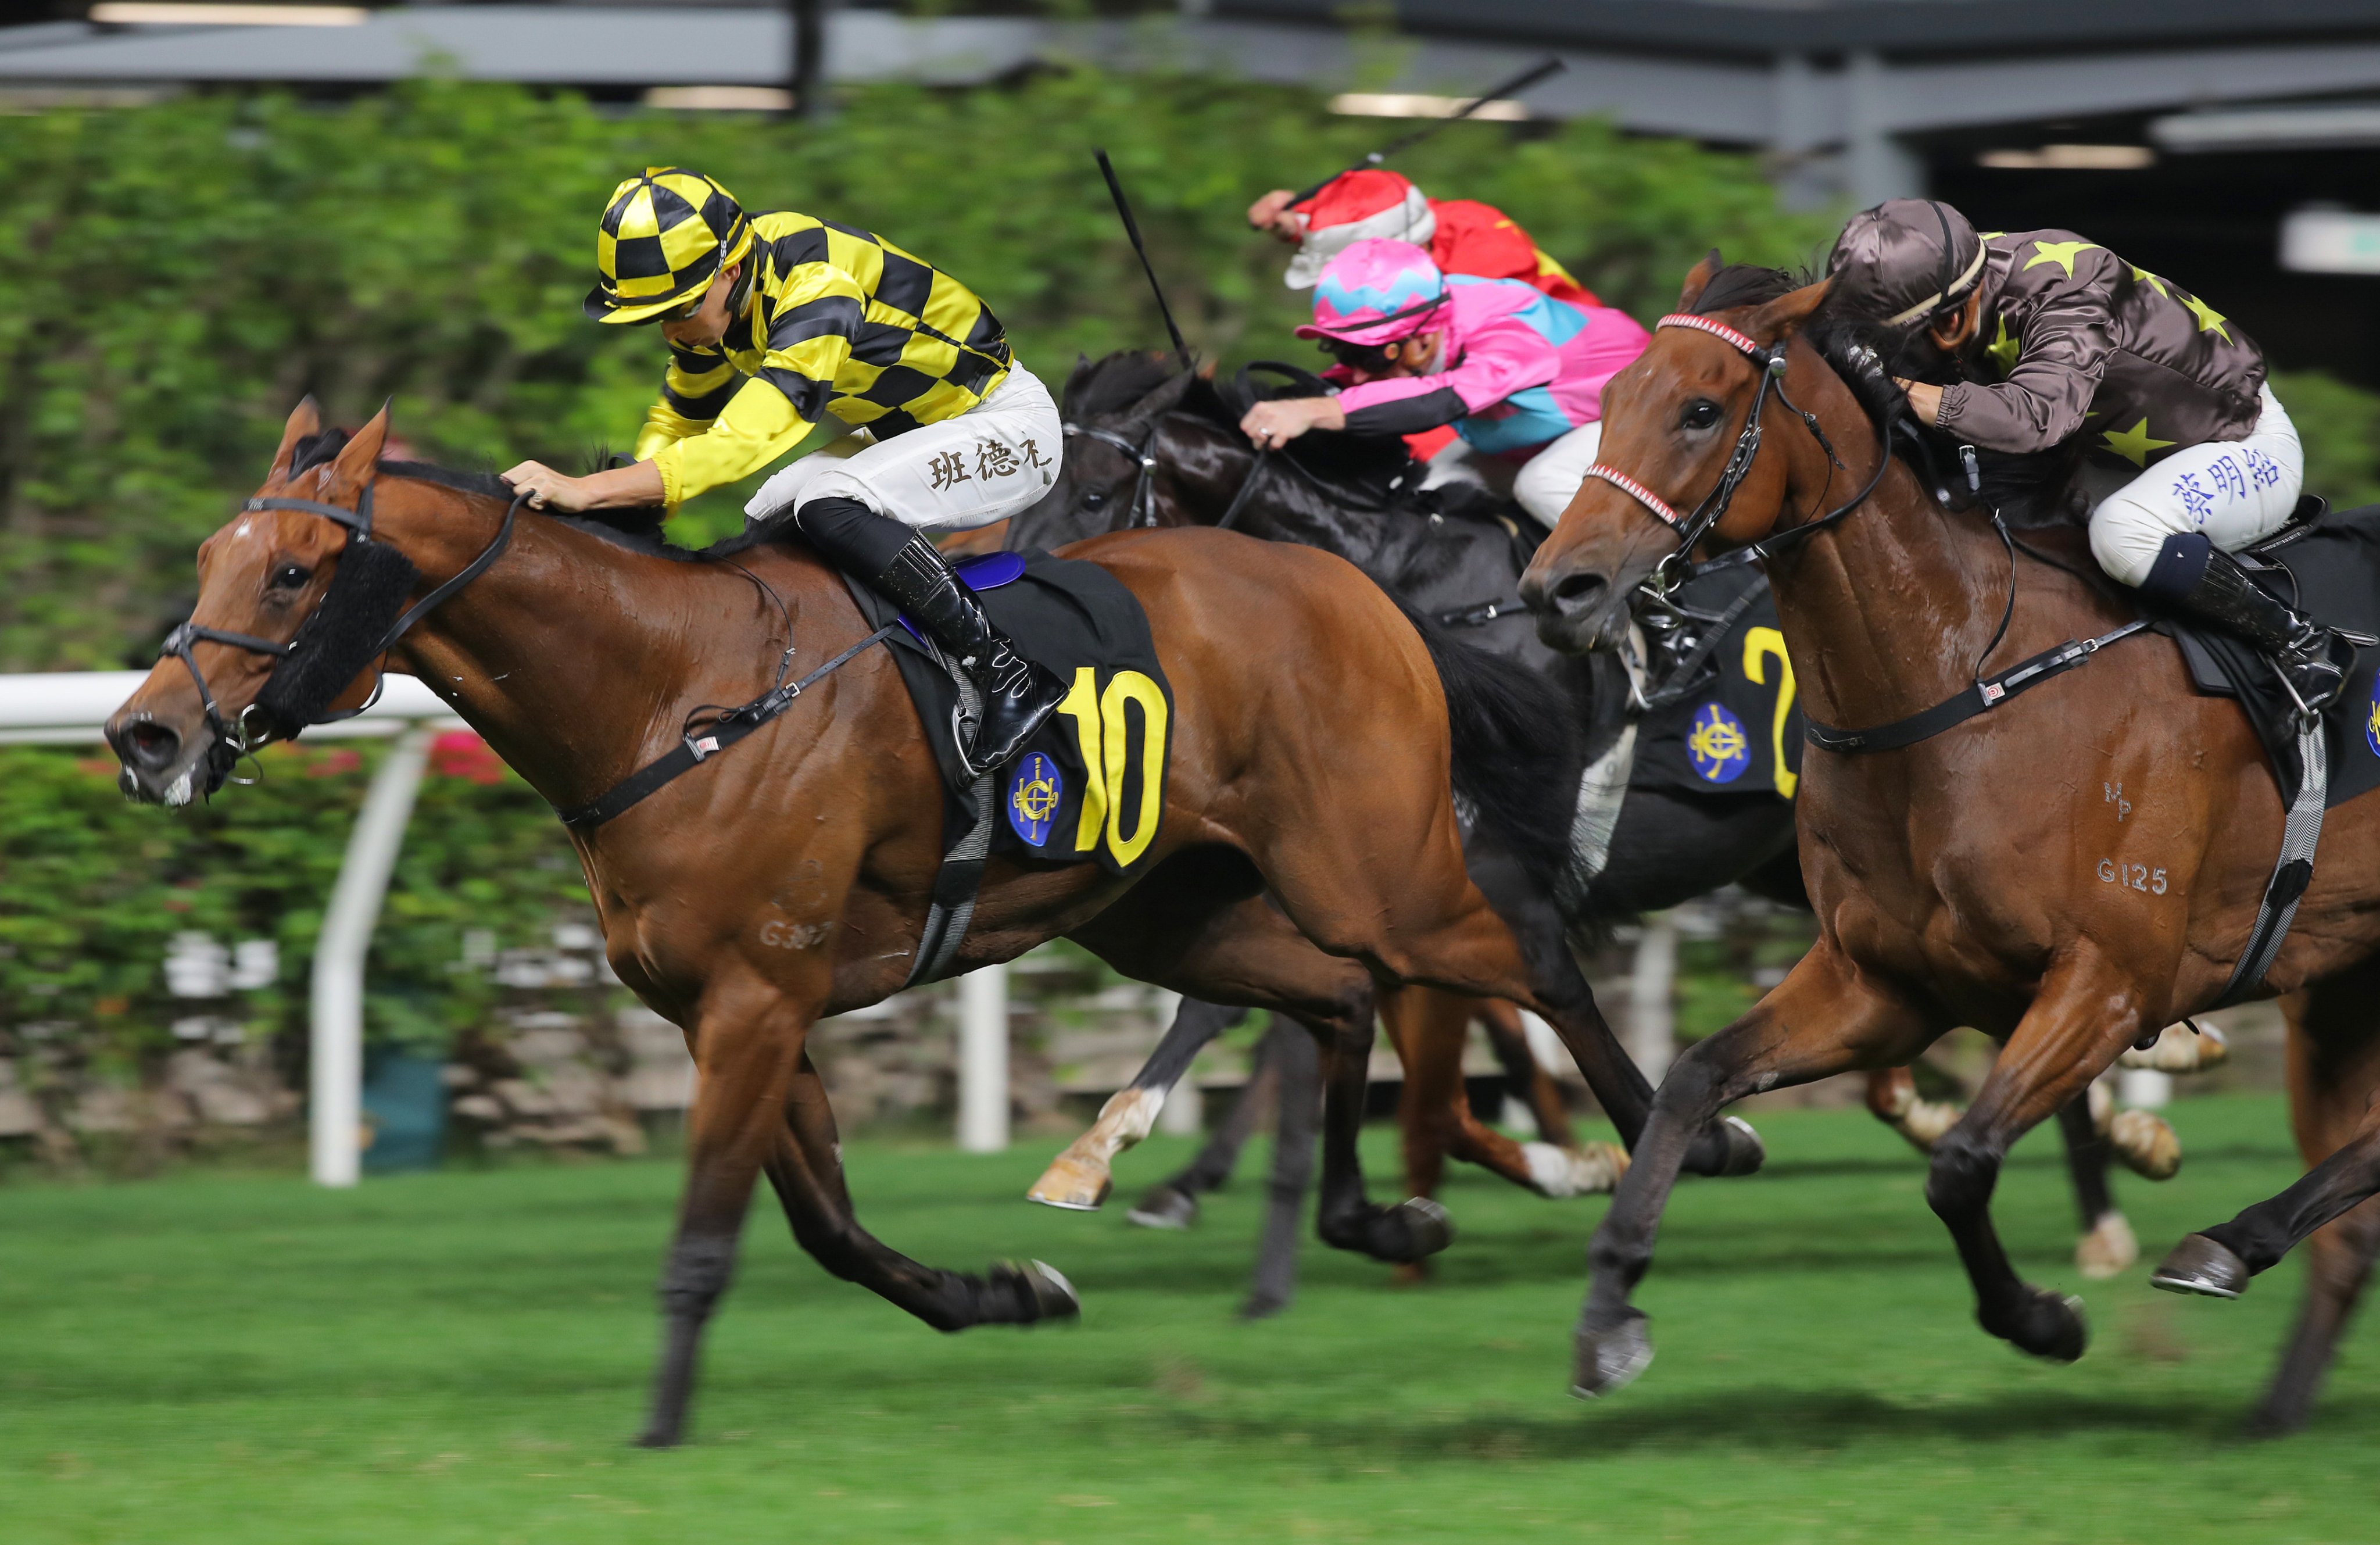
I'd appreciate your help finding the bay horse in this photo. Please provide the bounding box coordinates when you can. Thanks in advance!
[1018,351,2177,1286]
[1518,258,2380,1414]
[105,399,1754,1446]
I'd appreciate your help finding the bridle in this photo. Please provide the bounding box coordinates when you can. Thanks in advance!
[1061,420,1163,530]
[1578,313,1893,600]
[159,480,525,774]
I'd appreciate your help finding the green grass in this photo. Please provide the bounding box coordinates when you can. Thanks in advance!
[2,1096,2372,1543]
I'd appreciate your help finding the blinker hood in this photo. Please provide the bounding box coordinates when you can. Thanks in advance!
[250,537,420,739]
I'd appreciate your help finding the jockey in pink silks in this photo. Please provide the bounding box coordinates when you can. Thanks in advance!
[1237,237,1649,527]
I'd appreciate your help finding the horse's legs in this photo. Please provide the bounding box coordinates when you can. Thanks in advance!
[1479,999,1580,1150]
[1864,1064,1962,1153]
[1574,940,1932,1395]
[1392,985,1619,1201]
[1244,1018,1322,1319]
[1130,1017,1284,1229]
[1029,997,1247,1209]
[2057,1092,2136,1279]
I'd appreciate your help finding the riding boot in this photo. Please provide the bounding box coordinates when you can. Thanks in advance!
[798,496,1065,777]
[2141,533,2356,713]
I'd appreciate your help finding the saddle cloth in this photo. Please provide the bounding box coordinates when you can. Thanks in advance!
[843,550,1175,878]
[1629,564,1805,804]
[2164,500,2380,811]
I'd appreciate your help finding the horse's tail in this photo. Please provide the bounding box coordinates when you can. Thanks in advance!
[1388,595,1577,897]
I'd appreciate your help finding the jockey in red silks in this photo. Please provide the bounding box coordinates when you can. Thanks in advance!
[1236,238,1649,528]
[1248,170,1598,460]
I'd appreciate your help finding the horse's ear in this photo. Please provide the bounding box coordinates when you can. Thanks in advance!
[1747,278,1832,344]
[269,396,322,481]
[1677,249,1723,311]
[326,400,391,499]
[1197,359,1217,379]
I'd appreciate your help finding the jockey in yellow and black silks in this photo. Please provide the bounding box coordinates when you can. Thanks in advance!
[503,168,1066,777]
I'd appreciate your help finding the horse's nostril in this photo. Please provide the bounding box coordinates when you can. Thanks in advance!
[1550,571,1610,616]
[114,718,182,774]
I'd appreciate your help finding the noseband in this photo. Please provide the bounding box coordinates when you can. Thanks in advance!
[1579,313,1891,596]
[160,481,525,772]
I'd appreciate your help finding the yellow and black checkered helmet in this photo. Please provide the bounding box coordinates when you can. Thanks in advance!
[584,167,755,324]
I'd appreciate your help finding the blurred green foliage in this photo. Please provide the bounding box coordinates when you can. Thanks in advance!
[0,739,598,1065]
[2272,370,2380,512]
[0,70,1831,661]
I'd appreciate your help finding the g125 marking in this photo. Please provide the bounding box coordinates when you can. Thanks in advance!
[2098,859,2167,895]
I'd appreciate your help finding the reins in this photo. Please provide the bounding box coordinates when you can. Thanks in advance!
[1580,314,2149,753]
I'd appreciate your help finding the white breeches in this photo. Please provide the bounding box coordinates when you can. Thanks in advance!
[745,363,1064,532]
[1512,420,1606,528]
[2088,384,2303,586]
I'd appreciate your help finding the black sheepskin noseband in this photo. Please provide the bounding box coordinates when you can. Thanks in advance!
[250,537,421,738]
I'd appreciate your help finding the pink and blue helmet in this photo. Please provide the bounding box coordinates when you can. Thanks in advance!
[1294,238,1450,344]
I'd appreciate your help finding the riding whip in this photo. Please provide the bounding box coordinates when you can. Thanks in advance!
[1094,148,1194,370]
[1290,56,1566,203]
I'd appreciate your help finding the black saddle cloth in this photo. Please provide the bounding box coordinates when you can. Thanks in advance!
[844,549,1175,877]
[2162,500,2380,809]
[1630,564,1805,803]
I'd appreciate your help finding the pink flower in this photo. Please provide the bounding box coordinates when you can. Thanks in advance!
[431,730,506,785]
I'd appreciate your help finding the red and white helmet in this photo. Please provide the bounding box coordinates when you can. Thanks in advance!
[1283,169,1436,290]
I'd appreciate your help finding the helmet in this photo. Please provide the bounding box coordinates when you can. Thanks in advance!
[1283,169,1436,290]
[1294,239,1449,344]
[584,167,754,324]
[1826,198,1987,330]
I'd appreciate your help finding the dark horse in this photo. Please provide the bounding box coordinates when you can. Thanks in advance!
[106,399,1755,1445]
[1011,352,2174,1293]
[1521,258,2380,1423]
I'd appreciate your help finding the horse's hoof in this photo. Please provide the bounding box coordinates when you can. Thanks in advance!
[1990,1288,2088,1362]
[1569,1141,1627,1195]
[1126,1184,1199,1230]
[1393,1196,1455,1258]
[2151,1233,2249,1299]
[1686,1114,1766,1177]
[1026,1153,1112,1211]
[1572,1310,1654,1398]
[2075,1211,2138,1279]
[1523,1140,1581,1197]
[987,1259,1082,1324]
[2109,1108,2181,1181]
[632,1426,681,1450]
[2120,1021,2229,1072]
[1240,1291,1289,1321]
[2242,1399,2309,1441]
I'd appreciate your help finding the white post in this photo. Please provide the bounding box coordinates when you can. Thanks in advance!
[957,963,1010,1153]
[1151,989,1204,1136]
[1629,915,1679,1085]
[309,723,435,1188]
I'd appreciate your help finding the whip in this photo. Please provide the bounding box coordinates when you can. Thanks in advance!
[1094,148,1194,370]
[1289,56,1566,203]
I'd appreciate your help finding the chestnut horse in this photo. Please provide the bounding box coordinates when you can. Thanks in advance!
[1518,260,2380,1408]
[106,400,1755,1446]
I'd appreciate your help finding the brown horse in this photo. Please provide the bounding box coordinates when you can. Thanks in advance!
[1517,259,2380,1405]
[106,399,1753,1446]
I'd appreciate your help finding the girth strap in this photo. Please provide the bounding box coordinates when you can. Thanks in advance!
[1803,620,2151,755]
[555,623,899,830]
[2217,715,2327,1006]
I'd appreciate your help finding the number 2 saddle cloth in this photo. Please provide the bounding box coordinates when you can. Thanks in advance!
[843,550,1175,878]
[1629,564,1805,805]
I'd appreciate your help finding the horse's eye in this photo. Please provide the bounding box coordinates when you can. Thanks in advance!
[1082,490,1108,509]
[1681,399,1723,431]
[270,563,311,591]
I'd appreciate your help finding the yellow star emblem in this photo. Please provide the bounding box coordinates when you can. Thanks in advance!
[2100,417,2175,467]
[2181,291,2231,342]
[1984,314,2019,375]
[2024,239,2100,278]
[1978,231,2006,240]
[2130,265,2167,297]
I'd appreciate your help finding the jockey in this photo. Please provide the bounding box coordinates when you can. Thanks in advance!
[1826,198,2347,709]
[1248,169,1597,307]
[1236,238,1648,528]
[502,168,1065,777]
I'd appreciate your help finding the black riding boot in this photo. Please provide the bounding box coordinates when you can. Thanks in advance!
[799,496,1065,777]
[2141,533,2355,713]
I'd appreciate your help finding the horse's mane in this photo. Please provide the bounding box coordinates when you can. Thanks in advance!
[282,425,786,563]
[1690,263,1803,315]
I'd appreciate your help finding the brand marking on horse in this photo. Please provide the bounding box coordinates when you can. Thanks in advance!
[2105,782,2131,822]
[758,918,832,950]
[2097,859,2167,895]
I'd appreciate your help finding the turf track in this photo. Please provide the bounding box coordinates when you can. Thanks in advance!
[2,1095,2373,1543]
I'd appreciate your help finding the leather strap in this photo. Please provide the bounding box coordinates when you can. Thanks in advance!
[1803,621,2150,754]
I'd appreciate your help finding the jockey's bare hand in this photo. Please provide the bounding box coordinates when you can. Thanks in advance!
[501,458,666,512]
[1246,188,1303,244]
[1240,396,1346,450]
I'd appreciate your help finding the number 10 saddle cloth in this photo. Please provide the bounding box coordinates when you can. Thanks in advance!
[843,549,1175,879]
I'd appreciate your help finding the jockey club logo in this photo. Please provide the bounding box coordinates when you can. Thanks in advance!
[1688,701,1751,784]
[2367,678,2380,759]
[1007,752,1063,847]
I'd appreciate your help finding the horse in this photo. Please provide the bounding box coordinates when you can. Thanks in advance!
[106,398,1757,1446]
[1517,256,2380,1414]
[1017,349,2181,1293]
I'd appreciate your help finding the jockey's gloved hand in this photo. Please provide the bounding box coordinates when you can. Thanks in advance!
[1836,341,1908,427]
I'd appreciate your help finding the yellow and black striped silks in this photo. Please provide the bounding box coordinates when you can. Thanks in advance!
[585,168,753,324]
[631,210,1014,508]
